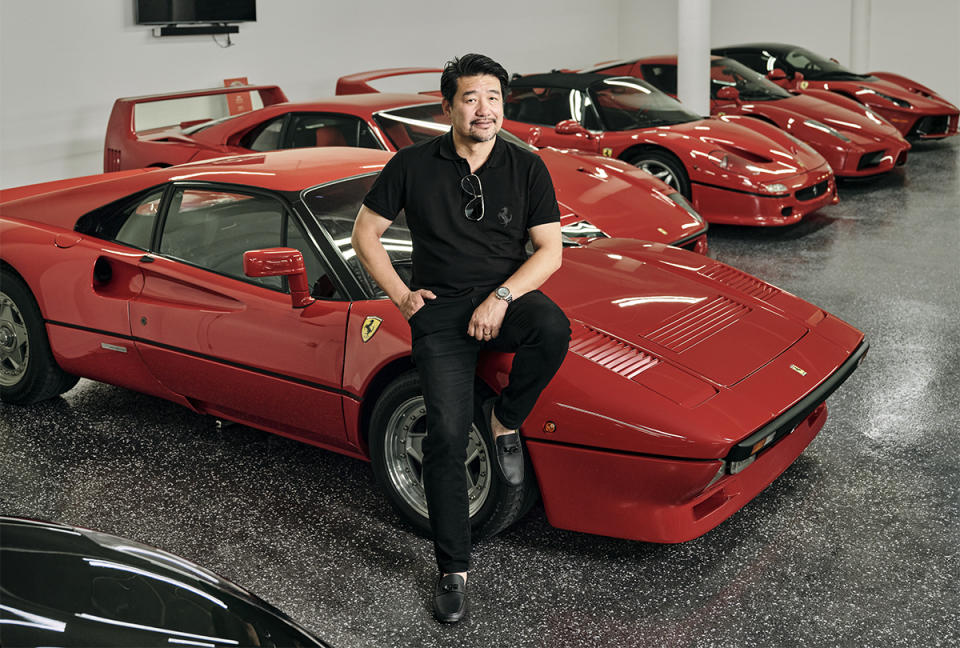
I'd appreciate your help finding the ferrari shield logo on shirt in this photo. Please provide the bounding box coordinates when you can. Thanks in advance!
[361,316,383,343]
[602,148,613,157]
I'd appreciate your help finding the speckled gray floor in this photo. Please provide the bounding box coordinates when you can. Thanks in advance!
[2,139,959,648]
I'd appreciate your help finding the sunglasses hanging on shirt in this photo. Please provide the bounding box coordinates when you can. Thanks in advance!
[461,174,484,222]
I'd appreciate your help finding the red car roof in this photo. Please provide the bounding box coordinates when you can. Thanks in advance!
[1,148,394,232]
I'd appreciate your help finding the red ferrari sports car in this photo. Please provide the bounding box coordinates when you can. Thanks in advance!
[712,43,959,140]
[104,85,708,253]
[592,56,911,178]
[0,148,867,544]
[501,72,838,226]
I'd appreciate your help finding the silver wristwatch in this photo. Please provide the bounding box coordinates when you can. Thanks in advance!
[494,286,513,303]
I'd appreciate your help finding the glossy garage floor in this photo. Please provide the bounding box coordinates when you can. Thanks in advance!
[2,139,958,648]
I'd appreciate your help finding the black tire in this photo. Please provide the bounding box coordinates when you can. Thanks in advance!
[625,149,691,198]
[368,370,536,540]
[0,270,79,404]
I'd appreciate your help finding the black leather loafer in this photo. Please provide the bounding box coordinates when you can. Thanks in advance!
[432,573,467,623]
[482,398,524,486]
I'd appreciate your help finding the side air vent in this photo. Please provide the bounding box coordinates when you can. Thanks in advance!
[569,324,659,379]
[700,264,779,300]
[646,296,750,353]
[104,148,122,172]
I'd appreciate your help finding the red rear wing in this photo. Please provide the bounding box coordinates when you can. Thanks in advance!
[336,68,442,95]
[104,85,288,170]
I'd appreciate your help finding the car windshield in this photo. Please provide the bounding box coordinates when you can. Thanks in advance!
[588,77,701,130]
[301,174,412,297]
[373,103,536,151]
[712,58,790,101]
[300,160,572,297]
[781,47,869,80]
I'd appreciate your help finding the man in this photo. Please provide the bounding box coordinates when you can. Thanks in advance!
[351,53,570,623]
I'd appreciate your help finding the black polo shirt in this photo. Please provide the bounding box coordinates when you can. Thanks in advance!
[362,130,560,297]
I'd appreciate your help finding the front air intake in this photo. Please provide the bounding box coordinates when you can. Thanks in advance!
[569,324,659,379]
[700,264,780,300]
[645,296,750,353]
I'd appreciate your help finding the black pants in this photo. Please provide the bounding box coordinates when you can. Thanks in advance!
[409,289,570,573]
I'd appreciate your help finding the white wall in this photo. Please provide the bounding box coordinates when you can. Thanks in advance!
[620,0,959,108]
[0,0,620,188]
[710,0,959,107]
[1,0,958,189]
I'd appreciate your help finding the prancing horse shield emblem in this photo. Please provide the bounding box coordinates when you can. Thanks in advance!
[361,316,383,343]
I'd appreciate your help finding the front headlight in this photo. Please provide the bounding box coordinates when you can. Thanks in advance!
[803,119,851,142]
[666,192,706,227]
[759,182,789,195]
[860,86,911,108]
[560,219,608,239]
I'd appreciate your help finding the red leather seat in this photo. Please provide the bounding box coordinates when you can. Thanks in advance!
[315,128,347,147]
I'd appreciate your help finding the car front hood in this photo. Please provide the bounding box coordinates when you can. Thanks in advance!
[827,78,956,113]
[774,94,904,144]
[538,147,703,244]
[656,118,823,179]
[546,241,806,388]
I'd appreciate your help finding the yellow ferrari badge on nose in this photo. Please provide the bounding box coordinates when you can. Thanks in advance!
[657,227,668,235]
[790,364,807,376]
[361,316,383,343]
[602,148,613,157]
[800,80,809,90]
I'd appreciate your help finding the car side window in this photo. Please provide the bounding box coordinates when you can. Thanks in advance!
[504,88,579,126]
[284,113,382,150]
[158,188,287,289]
[113,189,164,249]
[242,116,285,151]
[784,51,815,74]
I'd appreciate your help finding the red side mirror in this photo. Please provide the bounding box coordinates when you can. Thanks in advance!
[526,126,542,146]
[716,86,741,103]
[243,247,314,308]
[766,68,788,82]
[555,119,590,137]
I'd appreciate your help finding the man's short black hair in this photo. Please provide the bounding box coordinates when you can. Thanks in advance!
[440,54,509,103]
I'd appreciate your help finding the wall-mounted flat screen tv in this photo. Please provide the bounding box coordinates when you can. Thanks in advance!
[136,0,257,25]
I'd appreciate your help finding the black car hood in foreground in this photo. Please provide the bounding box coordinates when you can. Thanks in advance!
[0,517,328,647]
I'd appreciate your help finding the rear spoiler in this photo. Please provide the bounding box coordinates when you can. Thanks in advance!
[336,68,442,95]
[109,84,288,131]
[104,84,288,171]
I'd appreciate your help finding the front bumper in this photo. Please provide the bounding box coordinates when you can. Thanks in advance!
[529,339,868,543]
[824,142,910,178]
[875,106,959,139]
[528,401,827,543]
[691,166,837,226]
